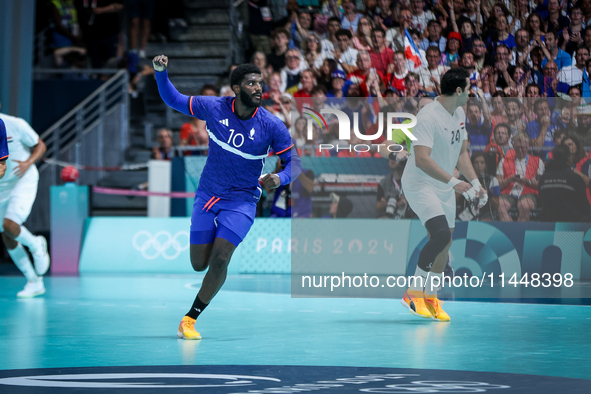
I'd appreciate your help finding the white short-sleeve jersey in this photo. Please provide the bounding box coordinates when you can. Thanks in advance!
[0,113,40,188]
[402,99,467,191]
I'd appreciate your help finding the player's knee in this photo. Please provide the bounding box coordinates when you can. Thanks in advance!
[208,253,231,272]
[190,259,208,272]
[1,233,17,250]
[431,228,451,252]
[2,219,18,236]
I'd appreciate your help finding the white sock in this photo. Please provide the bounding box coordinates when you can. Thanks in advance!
[426,272,442,296]
[15,226,40,253]
[409,266,429,291]
[9,244,38,282]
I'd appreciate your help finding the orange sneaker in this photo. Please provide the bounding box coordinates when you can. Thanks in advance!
[401,290,432,319]
[424,296,450,322]
[177,316,202,340]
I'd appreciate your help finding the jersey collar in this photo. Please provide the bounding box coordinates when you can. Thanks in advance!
[232,99,259,120]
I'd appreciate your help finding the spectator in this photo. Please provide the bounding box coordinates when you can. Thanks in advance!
[402,72,428,98]
[573,104,591,147]
[545,0,570,34]
[385,7,412,52]
[443,32,462,67]
[291,169,316,218]
[504,64,530,96]
[317,58,339,92]
[321,17,340,53]
[251,51,272,85]
[457,151,501,221]
[505,97,527,138]
[48,0,83,49]
[539,145,591,222]
[526,98,565,148]
[485,123,512,166]
[409,0,435,32]
[529,47,545,86]
[562,6,586,56]
[563,135,591,185]
[261,72,283,105]
[497,132,545,222]
[327,69,346,98]
[406,29,428,71]
[558,46,590,87]
[490,92,508,126]
[293,11,314,49]
[525,13,546,43]
[491,44,514,90]
[420,20,447,53]
[583,58,591,97]
[419,46,449,95]
[335,29,359,74]
[77,0,123,69]
[370,27,393,76]
[329,193,354,218]
[248,0,274,55]
[584,0,591,27]
[353,16,374,51]
[376,152,409,219]
[487,14,516,52]
[152,128,176,160]
[373,0,395,30]
[473,38,494,72]
[462,0,484,35]
[127,0,155,59]
[386,51,409,93]
[465,96,493,149]
[541,30,572,70]
[303,33,328,71]
[461,51,480,87]
[267,28,291,72]
[512,29,532,66]
[539,61,570,97]
[458,19,478,54]
[340,0,364,33]
[280,48,307,93]
[347,51,385,96]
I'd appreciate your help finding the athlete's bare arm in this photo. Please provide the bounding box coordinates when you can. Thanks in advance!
[414,145,472,194]
[0,160,6,179]
[13,138,46,178]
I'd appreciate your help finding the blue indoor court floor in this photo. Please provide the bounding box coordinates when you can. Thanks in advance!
[0,273,590,393]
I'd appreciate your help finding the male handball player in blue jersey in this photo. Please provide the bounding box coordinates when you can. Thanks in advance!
[153,55,301,339]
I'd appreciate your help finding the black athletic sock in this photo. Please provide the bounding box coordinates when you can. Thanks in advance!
[186,296,208,320]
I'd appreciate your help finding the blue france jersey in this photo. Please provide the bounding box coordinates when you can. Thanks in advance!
[189,96,294,202]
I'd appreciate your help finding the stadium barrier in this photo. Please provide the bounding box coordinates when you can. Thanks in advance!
[75,217,591,282]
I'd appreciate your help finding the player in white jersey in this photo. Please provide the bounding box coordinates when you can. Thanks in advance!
[400,68,487,321]
[0,108,50,298]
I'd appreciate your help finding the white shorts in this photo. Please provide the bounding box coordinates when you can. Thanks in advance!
[0,177,39,231]
[403,183,456,228]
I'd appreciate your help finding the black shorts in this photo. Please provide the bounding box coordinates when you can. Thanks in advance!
[126,0,155,20]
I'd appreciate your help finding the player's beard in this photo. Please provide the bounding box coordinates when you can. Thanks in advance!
[240,89,261,108]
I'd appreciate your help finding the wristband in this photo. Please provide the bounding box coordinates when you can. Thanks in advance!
[447,177,461,187]
[470,179,482,189]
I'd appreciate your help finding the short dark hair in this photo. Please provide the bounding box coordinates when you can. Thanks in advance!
[493,122,511,136]
[311,85,327,95]
[271,27,291,40]
[526,82,541,94]
[335,29,353,39]
[545,29,557,40]
[199,84,219,95]
[506,97,521,108]
[426,45,441,56]
[576,46,590,55]
[534,98,548,112]
[546,144,570,172]
[440,67,470,96]
[372,27,385,36]
[328,16,341,25]
[427,19,441,28]
[230,64,261,88]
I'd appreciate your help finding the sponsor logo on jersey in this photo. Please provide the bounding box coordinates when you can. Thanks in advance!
[219,119,229,127]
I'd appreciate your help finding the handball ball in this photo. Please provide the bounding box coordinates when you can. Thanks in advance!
[61,166,79,183]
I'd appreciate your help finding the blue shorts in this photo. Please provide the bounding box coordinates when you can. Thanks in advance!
[190,193,256,247]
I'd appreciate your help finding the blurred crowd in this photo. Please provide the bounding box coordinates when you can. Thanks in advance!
[47,0,591,223]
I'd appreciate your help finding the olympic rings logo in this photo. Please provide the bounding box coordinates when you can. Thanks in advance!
[132,231,190,260]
